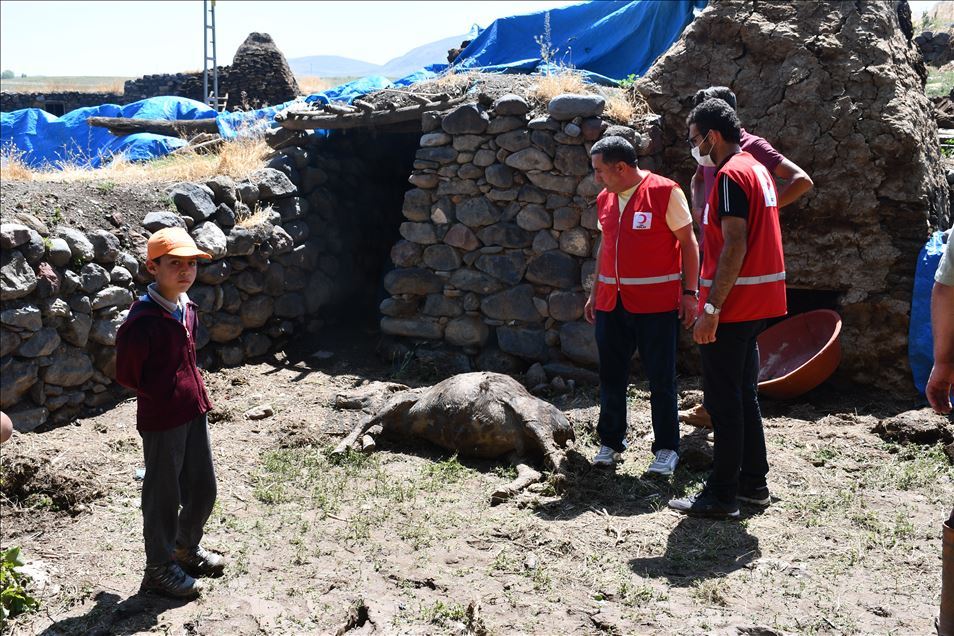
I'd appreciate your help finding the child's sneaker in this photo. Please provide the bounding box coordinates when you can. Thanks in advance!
[140,562,203,598]
[174,545,227,578]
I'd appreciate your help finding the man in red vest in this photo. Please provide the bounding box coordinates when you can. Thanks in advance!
[669,98,787,519]
[681,85,813,429]
[584,136,699,475]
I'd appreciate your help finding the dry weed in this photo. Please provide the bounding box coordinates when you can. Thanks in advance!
[236,204,272,228]
[0,136,269,184]
[430,70,476,94]
[0,145,34,181]
[531,69,588,103]
[43,79,126,93]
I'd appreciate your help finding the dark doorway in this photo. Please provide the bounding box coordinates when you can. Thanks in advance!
[301,127,422,331]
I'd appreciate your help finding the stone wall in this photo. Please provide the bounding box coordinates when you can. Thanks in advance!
[123,68,230,104]
[0,91,124,114]
[375,93,621,376]
[0,129,419,433]
[633,0,949,392]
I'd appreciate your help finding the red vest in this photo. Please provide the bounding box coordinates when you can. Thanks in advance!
[595,172,683,314]
[700,151,787,323]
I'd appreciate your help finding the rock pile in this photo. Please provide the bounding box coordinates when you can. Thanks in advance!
[915,29,954,67]
[123,68,231,105]
[377,92,618,375]
[634,0,949,392]
[226,32,300,108]
[0,170,312,433]
[126,32,299,108]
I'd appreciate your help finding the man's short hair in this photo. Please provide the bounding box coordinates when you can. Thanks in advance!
[687,98,742,144]
[693,86,737,110]
[590,136,638,167]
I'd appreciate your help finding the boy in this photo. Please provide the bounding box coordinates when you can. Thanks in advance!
[116,227,225,598]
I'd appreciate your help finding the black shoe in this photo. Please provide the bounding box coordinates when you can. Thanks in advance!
[668,490,740,519]
[140,561,203,598]
[174,545,227,578]
[737,484,771,506]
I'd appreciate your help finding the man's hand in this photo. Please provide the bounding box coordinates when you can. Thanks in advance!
[679,295,698,329]
[584,296,596,324]
[693,312,718,344]
[926,361,954,414]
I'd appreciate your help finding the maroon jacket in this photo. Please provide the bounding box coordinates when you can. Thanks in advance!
[115,297,212,432]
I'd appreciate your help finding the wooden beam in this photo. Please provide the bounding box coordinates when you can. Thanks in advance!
[86,116,219,137]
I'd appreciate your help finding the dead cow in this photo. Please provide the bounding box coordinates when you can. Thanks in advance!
[332,372,575,503]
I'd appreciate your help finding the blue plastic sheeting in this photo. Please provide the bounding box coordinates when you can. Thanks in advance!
[453,0,705,83]
[909,229,951,394]
[1,96,216,169]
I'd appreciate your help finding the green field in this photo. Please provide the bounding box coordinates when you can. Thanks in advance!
[927,67,954,98]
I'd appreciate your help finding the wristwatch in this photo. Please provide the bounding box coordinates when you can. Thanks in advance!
[683,289,699,299]
[703,302,720,316]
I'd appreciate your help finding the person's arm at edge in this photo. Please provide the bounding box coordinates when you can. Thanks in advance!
[774,158,813,208]
[115,320,151,391]
[691,166,706,226]
[927,278,954,414]
[584,234,601,324]
[673,222,699,328]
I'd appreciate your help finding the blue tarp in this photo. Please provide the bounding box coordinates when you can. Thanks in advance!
[1,96,216,168]
[453,0,706,83]
[910,229,951,394]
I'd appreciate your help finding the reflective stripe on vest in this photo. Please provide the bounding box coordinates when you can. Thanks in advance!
[598,273,682,286]
[699,271,786,287]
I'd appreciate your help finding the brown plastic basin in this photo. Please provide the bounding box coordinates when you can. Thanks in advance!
[757,309,842,400]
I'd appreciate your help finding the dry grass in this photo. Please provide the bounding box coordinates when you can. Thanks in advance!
[0,136,269,184]
[0,149,35,181]
[0,76,130,94]
[295,76,336,95]
[531,69,589,102]
[236,203,273,228]
[429,70,477,94]
[42,79,126,93]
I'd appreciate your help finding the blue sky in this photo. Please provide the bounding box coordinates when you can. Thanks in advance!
[0,0,581,76]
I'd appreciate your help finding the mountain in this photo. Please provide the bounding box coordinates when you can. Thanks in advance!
[286,55,380,78]
[288,32,470,79]
[379,32,472,77]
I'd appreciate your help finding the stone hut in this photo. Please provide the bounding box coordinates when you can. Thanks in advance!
[223,32,301,109]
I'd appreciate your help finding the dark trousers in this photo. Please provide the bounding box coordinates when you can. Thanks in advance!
[595,300,679,454]
[139,414,217,566]
[699,319,768,503]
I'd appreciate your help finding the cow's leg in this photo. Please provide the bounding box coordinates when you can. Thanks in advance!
[331,395,416,455]
[524,419,571,491]
[490,452,543,505]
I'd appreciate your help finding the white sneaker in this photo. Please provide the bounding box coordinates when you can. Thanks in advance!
[592,445,622,466]
[647,449,679,475]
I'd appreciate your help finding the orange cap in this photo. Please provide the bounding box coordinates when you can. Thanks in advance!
[147,227,212,261]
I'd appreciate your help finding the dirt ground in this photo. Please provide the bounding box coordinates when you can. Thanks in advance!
[1,325,950,636]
